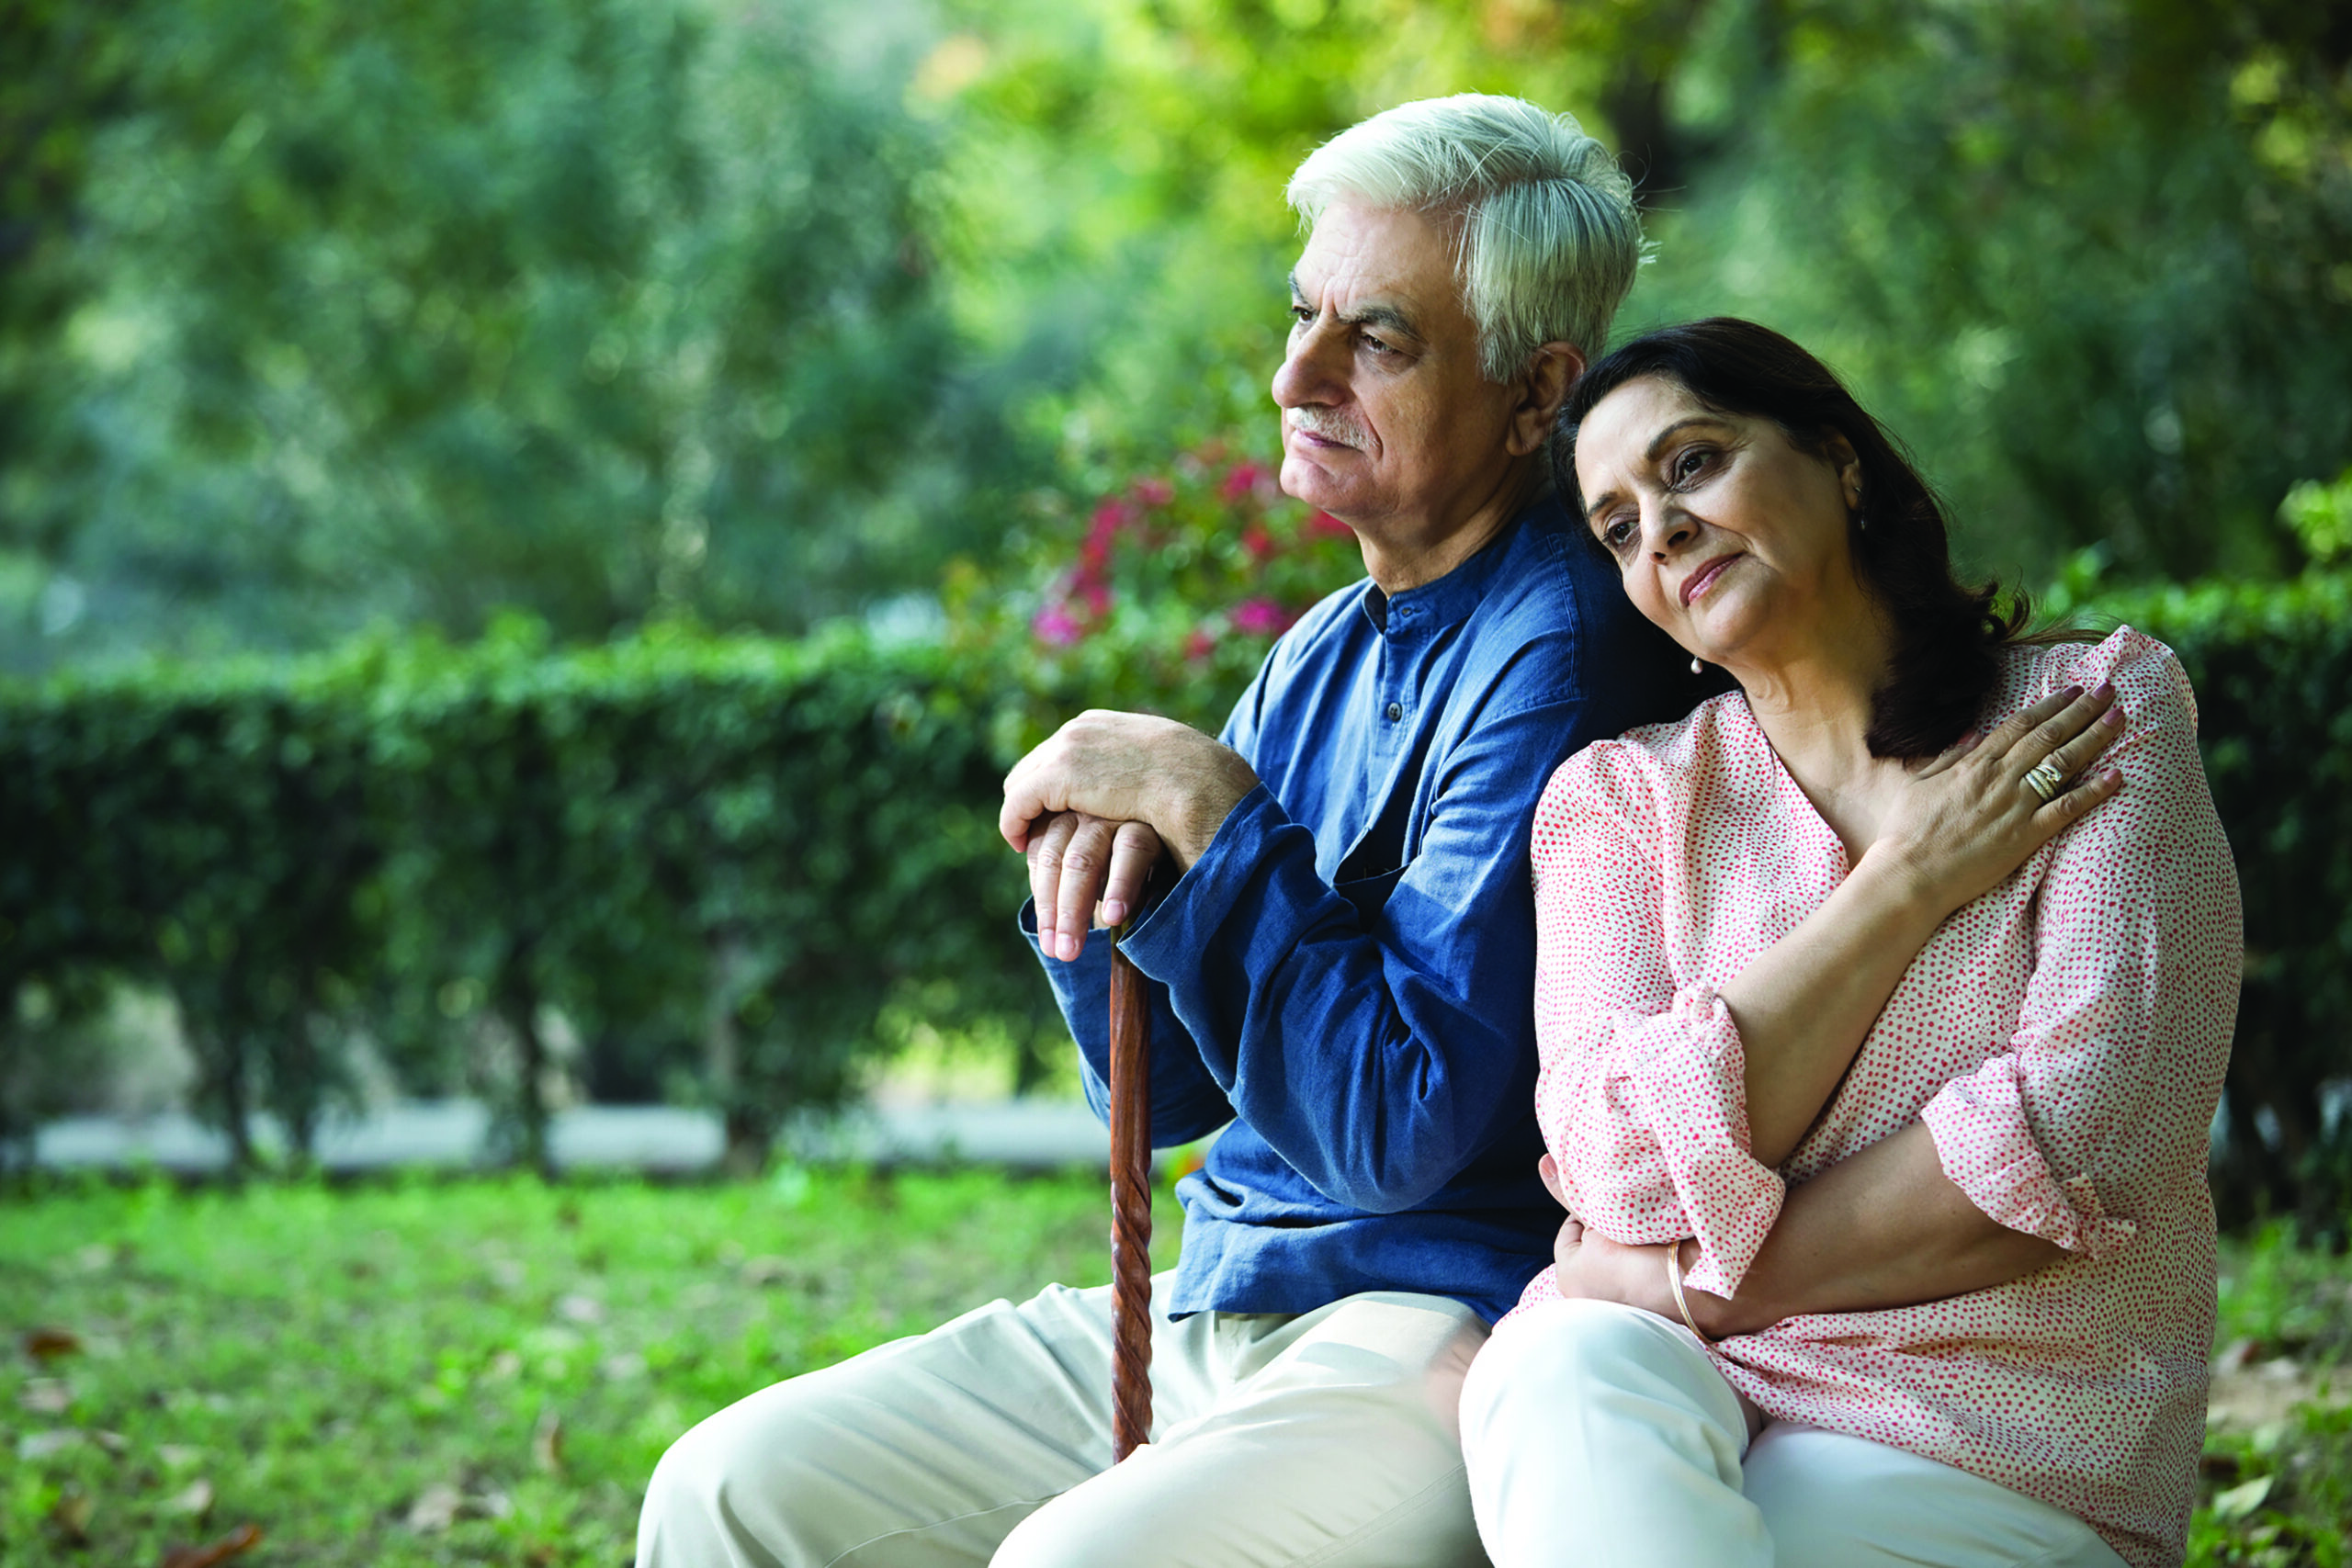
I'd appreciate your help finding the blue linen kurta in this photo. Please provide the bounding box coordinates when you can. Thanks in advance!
[1025,491,1699,1323]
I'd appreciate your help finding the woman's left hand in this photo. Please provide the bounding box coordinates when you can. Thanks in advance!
[1540,1155,1683,1320]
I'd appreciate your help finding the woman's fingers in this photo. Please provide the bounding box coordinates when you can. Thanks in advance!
[1995,682,2120,783]
[2035,695,2128,792]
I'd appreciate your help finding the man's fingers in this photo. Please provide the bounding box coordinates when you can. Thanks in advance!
[1026,812,1079,945]
[1096,820,1163,930]
[1050,816,1118,962]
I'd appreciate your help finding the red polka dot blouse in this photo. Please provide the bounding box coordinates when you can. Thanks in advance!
[1515,627,2242,1568]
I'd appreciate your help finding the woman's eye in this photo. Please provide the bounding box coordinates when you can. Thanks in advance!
[1669,447,1713,487]
[1600,514,1636,550]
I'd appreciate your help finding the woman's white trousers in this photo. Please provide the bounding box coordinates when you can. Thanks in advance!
[1460,1299,2129,1568]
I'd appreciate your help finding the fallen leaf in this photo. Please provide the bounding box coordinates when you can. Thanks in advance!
[406,1483,463,1533]
[19,1428,87,1461]
[23,1325,83,1363]
[21,1377,74,1415]
[471,1489,513,1521]
[50,1490,95,1542]
[94,1429,128,1456]
[158,1445,205,1470]
[159,1522,263,1568]
[556,1292,604,1324]
[486,1348,524,1381]
[2212,1473,2274,1520]
[166,1478,216,1520]
[533,1409,564,1473]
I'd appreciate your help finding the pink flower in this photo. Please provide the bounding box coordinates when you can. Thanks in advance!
[1184,627,1217,661]
[1033,604,1083,646]
[1230,597,1297,637]
[1306,510,1352,540]
[1079,579,1112,617]
[1090,500,1133,535]
[1131,478,1174,507]
[1242,524,1275,562]
[1220,461,1271,502]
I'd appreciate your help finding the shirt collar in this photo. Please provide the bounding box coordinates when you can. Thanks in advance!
[1356,487,1561,637]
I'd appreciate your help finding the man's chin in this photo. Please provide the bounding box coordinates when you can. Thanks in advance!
[1277,455,1356,514]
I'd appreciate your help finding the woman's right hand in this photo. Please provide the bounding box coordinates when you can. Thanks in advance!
[1866,682,2128,919]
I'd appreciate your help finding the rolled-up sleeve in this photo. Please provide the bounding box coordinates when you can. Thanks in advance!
[1530,746,1784,1295]
[1922,634,2241,1257]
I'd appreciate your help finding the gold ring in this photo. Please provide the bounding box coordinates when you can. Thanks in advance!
[2023,760,2066,804]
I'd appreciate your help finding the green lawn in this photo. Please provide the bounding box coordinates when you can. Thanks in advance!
[2,1173,2346,1566]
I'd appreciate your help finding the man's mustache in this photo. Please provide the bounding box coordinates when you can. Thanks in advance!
[1285,408,1367,449]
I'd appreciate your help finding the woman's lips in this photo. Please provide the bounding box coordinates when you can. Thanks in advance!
[1680,553,1741,605]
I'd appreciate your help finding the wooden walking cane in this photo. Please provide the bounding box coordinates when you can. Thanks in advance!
[1107,932,1153,1462]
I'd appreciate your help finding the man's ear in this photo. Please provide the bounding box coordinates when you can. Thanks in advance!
[1507,342,1586,458]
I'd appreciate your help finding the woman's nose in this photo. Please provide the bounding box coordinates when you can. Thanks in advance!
[1644,507,1698,558]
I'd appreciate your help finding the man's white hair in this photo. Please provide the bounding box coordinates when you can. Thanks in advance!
[1286,94,1645,383]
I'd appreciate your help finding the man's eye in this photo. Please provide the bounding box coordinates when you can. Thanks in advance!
[1359,333,1393,355]
[1290,305,1315,328]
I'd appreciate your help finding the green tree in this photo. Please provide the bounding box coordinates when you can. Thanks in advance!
[7,0,1034,671]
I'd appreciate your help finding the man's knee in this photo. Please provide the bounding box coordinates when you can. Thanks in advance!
[639,1389,805,1557]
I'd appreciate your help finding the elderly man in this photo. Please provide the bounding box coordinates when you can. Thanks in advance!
[638,94,1691,1568]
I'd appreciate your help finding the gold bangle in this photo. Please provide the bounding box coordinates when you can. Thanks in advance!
[1665,1239,1715,1345]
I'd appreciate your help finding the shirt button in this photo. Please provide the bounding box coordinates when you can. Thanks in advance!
[1385,702,1403,721]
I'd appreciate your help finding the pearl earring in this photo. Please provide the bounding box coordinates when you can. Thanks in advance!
[1690,655,1703,676]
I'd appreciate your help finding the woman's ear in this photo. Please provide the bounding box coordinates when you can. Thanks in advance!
[1824,430,1864,505]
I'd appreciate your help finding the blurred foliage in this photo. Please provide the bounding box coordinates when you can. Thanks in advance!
[6,0,2344,673]
[2,0,1037,667]
[12,562,2352,1227]
[943,434,1365,738]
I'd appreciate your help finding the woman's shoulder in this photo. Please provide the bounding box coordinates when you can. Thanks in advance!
[1996,625,2198,733]
[1538,690,1751,820]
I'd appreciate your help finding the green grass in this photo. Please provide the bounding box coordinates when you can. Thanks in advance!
[1,1168,1181,1566]
[2,1178,2347,1566]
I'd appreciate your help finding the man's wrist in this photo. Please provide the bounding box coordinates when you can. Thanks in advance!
[1162,753,1261,870]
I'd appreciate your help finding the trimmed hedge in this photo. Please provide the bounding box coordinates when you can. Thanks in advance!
[5,579,2349,1225]
[1,620,1051,1175]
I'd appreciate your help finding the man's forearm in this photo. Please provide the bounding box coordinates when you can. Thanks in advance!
[1691,1122,2066,1338]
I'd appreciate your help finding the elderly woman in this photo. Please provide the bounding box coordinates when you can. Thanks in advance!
[1458,320,2238,1568]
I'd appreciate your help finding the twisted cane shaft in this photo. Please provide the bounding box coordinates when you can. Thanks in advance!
[1108,935,1153,1462]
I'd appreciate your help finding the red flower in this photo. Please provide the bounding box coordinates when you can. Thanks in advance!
[1131,477,1174,507]
[1220,461,1271,502]
[1306,510,1352,540]
[1183,627,1217,661]
[1242,524,1275,561]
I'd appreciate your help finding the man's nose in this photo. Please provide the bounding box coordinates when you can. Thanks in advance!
[1272,322,1345,410]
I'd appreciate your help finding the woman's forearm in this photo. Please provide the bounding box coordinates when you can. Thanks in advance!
[1718,856,1948,1167]
[1691,1122,2065,1337]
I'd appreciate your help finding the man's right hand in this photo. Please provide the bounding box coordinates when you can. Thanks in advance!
[1026,811,1165,963]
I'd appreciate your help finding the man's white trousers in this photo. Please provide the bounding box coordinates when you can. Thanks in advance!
[637,1272,1491,1568]
[1460,1298,2131,1568]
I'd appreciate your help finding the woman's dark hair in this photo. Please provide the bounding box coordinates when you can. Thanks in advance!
[1554,317,2065,760]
